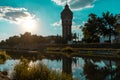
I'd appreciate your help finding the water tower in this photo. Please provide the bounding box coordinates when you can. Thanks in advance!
[61,4,73,43]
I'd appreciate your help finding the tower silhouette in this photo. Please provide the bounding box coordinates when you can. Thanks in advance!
[61,4,73,43]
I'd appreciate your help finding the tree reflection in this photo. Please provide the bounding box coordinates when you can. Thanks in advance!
[0,51,10,64]
[84,59,110,80]
[113,61,120,80]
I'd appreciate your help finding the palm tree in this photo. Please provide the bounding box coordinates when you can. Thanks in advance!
[102,11,118,43]
[82,13,102,43]
[82,12,118,43]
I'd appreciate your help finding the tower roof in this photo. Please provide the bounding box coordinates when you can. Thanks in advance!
[61,4,73,19]
[65,4,69,9]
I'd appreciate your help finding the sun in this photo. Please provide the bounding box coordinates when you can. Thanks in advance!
[21,19,37,32]
[17,16,39,33]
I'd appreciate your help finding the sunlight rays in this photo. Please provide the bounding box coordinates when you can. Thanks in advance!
[16,16,39,33]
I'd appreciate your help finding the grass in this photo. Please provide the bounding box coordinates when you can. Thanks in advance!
[47,50,120,60]
[62,47,74,53]
[12,58,72,80]
[46,47,120,53]
[46,47,61,52]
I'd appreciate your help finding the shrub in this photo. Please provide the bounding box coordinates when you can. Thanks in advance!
[12,58,72,80]
[0,51,10,64]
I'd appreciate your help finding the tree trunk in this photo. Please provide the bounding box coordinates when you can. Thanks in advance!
[109,34,111,43]
[109,26,111,43]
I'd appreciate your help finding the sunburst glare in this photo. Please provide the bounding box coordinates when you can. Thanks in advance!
[16,16,39,33]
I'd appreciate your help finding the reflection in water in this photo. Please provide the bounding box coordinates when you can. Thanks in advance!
[84,59,110,80]
[83,58,120,80]
[114,61,120,80]
[1,53,120,80]
[62,56,72,74]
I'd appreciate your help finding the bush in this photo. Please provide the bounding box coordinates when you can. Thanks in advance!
[0,51,10,64]
[12,58,72,80]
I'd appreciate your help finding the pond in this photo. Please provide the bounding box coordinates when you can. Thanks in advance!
[0,52,120,80]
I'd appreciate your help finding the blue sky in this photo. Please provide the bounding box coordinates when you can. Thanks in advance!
[0,0,120,41]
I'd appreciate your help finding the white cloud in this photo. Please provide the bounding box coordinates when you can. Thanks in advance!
[72,21,86,31]
[52,20,76,27]
[0,6,36,24]
[72,25,81,31]
[52,0,68,6]
[52,20,61,27]
[52,21,81,30]
[51,0,97,11]
[52,20,83,31]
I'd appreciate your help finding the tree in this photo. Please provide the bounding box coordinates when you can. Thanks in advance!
[102,11,118,43]
[5,36,20,47]
[20,32,32,45]
[82,13,103,43]
[82,12,118,43]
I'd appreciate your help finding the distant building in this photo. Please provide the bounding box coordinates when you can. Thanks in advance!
[61,4,73,43]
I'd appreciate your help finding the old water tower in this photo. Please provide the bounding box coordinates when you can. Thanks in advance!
[61,4,73,43]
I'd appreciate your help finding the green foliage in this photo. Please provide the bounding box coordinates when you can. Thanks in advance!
[82,13,102,43]
[0,51,10,64]
[12,58,72,80]
[82,12,118,43]
[102,11,118,42]
[0,32,62,48]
